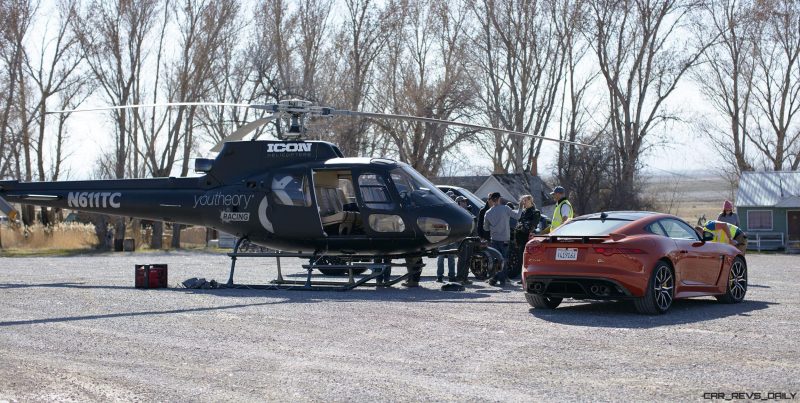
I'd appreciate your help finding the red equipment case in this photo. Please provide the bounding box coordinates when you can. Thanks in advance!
[135,264,168,288]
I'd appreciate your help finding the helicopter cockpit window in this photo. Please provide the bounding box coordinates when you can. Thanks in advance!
[271,173,311,207]
[357,173,394,210]
[390,166,454,208]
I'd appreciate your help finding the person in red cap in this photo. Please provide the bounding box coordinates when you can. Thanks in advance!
[717,200,739,226]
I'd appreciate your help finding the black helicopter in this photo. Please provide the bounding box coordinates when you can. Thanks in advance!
[0,99,589,285]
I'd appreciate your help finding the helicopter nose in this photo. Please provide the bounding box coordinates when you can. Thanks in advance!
[446,204,475,241]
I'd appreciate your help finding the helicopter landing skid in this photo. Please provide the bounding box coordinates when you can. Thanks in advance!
[225,247,421,291]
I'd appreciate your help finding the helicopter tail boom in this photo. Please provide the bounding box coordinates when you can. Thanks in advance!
[0,178,207,226]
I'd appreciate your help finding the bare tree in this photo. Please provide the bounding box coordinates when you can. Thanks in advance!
[749,0,800,170]
[75,0,160,179]
[694,0,756,174]
[470,0,566,174]
[132,0,240,248]
[75,0,160,241]
[22,2,89,224]
[371,0,477,176]
[585,0,711,208]
[330,0,399,156]
[1,0,36,223]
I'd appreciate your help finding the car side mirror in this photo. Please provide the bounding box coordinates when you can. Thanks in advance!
[702,231,715,242]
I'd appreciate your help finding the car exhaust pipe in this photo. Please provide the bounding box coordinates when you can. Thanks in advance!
[531,282,545,294]
[590,284,611,297]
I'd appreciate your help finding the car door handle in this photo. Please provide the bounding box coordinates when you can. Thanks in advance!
[679,250,688,254]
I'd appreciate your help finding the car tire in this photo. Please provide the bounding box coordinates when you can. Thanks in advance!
[634,261,674,315]
[716,256,747,304]
[525,293,562,309]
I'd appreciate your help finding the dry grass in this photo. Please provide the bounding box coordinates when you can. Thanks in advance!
[645,172,735,223]
[0,223,98,250]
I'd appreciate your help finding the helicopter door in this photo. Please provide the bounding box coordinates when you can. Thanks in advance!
[312,170,362,236]
[355,172,414,238]
[266,171,323,238]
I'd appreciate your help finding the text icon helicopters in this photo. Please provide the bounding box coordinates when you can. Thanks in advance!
[0,99,590,286]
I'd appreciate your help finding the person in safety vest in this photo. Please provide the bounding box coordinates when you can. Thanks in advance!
[697,220,748,254]
[549,186,573,231]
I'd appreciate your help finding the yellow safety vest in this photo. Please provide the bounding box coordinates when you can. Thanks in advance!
[551,198,574,229]
[706,222,739,243]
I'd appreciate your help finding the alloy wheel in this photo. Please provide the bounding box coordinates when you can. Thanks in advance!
[729,260,747,300]
[653,265,674,311]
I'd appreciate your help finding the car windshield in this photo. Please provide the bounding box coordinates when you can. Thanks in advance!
[550,218,632,237]
[391,165,455,208]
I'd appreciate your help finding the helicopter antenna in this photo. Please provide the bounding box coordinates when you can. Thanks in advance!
[48,99,596,150]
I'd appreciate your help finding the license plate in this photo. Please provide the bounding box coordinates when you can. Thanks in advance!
[555,248,578,261]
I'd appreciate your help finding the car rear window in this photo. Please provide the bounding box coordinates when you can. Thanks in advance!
[550,219,632,237]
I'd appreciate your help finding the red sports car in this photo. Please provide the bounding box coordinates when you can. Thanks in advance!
[522,211,747,314]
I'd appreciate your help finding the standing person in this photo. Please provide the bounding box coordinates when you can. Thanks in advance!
[717,200,739,226]
[374,257,392,285]
[477,195,494,240]
[483,192,521,286]
[509,195,541,280]
[402,256,424,287]
[436,244,456,283]
[549,186,573,231]
[454,196,476,285]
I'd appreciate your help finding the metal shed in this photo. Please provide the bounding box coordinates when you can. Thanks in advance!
[736,171,800,252]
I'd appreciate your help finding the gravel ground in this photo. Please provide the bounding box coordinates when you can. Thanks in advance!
[0,251,798,402]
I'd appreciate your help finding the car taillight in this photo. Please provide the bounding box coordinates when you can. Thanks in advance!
[525,241,545,255]
[593,247,647,256]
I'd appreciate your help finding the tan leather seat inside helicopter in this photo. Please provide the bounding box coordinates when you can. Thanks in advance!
[314,171,360,235]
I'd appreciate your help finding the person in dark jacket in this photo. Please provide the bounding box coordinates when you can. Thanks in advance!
[508,195,541,279]
[476,195,494,241]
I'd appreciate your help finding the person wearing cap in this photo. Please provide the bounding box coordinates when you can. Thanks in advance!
[483,192,521,286]
[549,186,573,230]
[717,200,739,226]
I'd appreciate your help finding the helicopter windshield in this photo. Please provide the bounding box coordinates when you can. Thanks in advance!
[390,165,455,208]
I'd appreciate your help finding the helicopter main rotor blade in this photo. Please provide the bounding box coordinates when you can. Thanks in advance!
[329,110,594,148]
[210,113,282,153]
[47,102,254,114]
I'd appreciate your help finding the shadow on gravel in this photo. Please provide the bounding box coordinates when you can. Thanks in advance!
[0,284,507,327]
[529,299,775,328]
[172,285,507,304]
[0,282,131,290]
[0,300,292,327]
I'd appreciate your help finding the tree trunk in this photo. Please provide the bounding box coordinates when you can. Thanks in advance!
[171,223,182,249]
[151,221,163,249]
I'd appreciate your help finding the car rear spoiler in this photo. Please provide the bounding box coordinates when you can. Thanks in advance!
[543,235,616,243]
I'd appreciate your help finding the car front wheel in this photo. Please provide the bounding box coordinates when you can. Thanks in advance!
[634,261,674,315]
[716,256,747,304]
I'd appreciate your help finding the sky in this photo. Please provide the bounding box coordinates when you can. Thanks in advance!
[56,75,719,180]
[29,1,723,182]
